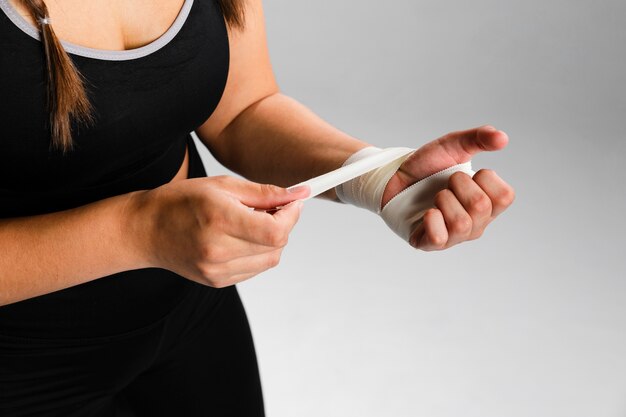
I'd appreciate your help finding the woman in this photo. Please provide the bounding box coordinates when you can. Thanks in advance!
[0,0,514,415]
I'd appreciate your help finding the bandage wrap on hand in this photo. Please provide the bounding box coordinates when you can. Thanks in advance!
[335,147,475,242]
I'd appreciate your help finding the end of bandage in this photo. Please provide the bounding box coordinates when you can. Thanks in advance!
[381,161,475,241]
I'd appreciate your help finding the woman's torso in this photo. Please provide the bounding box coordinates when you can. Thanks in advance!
[0,0,229,338]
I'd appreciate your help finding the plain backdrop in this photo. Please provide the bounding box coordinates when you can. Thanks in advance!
[193,1,626,416]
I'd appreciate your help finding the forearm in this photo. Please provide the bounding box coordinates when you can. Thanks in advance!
[205,93,369,199]
[0,192,147,306]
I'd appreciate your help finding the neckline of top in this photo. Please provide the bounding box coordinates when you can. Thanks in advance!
[0,0,194,61]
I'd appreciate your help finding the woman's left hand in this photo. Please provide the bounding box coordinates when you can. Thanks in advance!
[381,125,515,250]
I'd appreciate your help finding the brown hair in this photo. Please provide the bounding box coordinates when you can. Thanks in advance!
[20,0,246,153]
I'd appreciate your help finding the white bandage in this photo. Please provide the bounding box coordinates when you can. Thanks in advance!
[335,147,413,212]
[287,147,415,200]
[336,147,475,242]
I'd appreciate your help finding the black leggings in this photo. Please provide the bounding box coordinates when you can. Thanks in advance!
[0,285,265,416]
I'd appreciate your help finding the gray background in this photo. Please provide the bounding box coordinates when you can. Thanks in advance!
[193,0,626,416]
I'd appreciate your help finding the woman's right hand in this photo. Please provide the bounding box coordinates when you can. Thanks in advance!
[126,176,309,288]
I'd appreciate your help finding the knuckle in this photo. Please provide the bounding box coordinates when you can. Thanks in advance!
[470,229,485,241]
[469,193,492,214]
[429,233,447,248]
[267,229,289,247]
[426,227,446,247]
[199,244,225,263]
[450,214,472,235]
[450,171,470,183]
[260,183,282,196]
[496,186,516,208]
[425,208,440,218]
[197,265,231,289]
[206,277,229,289]
[215,281,231,289]
[198,264,221,287]
[278,230,290,247]
[198,245,213,262]
[266,251,282,269]
[476,168,495,178]
[202,208,223,228]
[197,263,210,279]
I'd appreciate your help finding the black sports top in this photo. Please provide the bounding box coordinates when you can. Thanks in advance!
[0,0,230,337]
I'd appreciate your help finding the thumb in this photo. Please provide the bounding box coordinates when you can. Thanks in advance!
[401,125,508,182]
[227,179,310,210]
[436,125,509,163]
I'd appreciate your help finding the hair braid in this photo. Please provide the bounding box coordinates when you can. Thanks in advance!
[20,0,93,153]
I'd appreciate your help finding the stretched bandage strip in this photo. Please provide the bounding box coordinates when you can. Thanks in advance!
[286,147,414,199]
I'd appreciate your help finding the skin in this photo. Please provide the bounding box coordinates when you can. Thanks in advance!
[0,0,514,306]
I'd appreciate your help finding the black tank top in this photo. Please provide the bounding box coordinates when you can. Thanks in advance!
[0,0,230,338]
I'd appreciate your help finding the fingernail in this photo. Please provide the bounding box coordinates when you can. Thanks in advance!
[287,185,310,195]
[484,125,497,131]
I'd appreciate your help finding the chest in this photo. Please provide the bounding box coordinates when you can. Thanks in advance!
[0,0,229,201]
[8,0,185,51]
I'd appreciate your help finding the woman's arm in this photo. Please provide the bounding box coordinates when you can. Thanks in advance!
[1,0,322,307]
[0,178,309,306]
[196,0,368,199]
[201,93,368,199]
[196,0,515,249]
[0,193,144,306]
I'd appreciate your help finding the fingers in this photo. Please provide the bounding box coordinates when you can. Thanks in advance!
[191,201,304,287]
[195,248,285,288]
[410,209,448,251]
[219,176,310,210]
[433,189,474,246]
[447,172,493,239]
[206,176,306,248]
[151,176,308,289]
[472,169,515,218]
[411,170,514,251]
[230,200,304,247]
